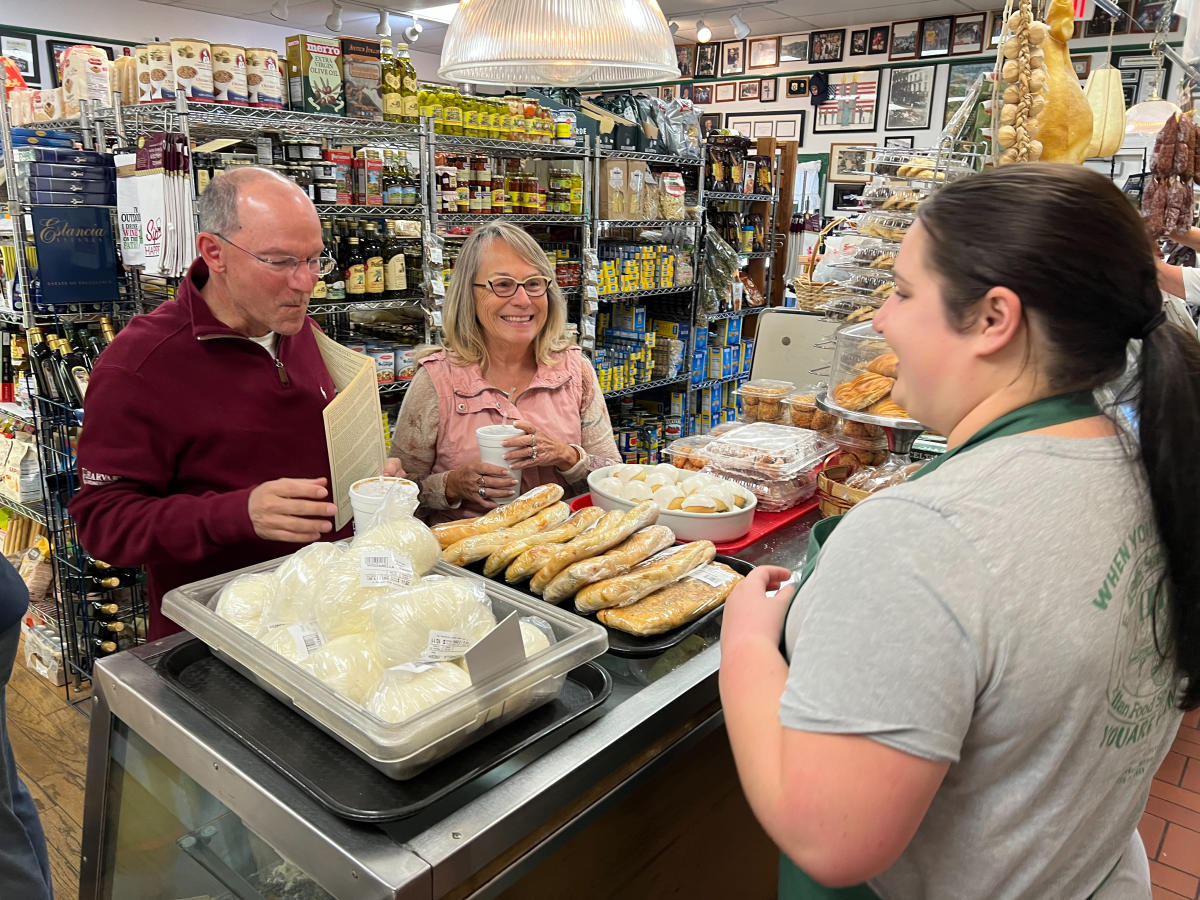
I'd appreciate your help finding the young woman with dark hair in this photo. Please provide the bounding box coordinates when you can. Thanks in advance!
[720,163,1200,899]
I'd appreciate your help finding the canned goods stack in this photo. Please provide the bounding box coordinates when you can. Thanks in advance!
[609,394,687,464]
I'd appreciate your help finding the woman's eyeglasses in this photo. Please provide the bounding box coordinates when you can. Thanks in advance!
[473,276,553,298]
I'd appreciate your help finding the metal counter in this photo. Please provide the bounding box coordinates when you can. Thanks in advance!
[80,514,816,900]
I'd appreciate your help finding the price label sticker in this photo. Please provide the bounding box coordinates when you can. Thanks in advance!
[287,620,326,659]
[418,629,473,662]
[687,564,736,588]
[359,549,415,587]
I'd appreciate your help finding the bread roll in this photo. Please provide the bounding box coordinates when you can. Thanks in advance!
[431,483,564,548]
[441,501,570,565]
[483,506,604,577]
[527,501,660,593]
[506,510,623,582]
[596,561,744,635]
[574,540,716,613]
[542,525,675,603]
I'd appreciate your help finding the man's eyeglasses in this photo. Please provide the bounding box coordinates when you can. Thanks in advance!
[472,276,553,298]
[214,233,336,277]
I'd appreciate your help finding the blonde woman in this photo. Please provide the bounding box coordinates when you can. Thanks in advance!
[385,221,620,522]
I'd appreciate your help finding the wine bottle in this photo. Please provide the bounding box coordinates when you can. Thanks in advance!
[60,335,91,404]
[93,619,125,634]
[91,637,118,656]
[25,328,62,402]
[88,601,120,616]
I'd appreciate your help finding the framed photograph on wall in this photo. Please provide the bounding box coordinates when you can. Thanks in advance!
[885,135,915,149]
[715,81,737,102]
[785,76,810,98]
[890,20,920,61]
[46,39,74,88]
[696,42,719,77]
[693,84,713,104]
[738,80,760,101]
[829,143,870,182]
[1072,55,1092,79]
[676,44,695,78]
[679,83,693,101]
[660,84,676,101]
[920,16,953,58]
[2,30,40,86]
[810,29,845,64]
[700,112,721,138]
[850,30,868,56]
[952,13,986,55]
[1131,0,1178,33]
[780,33,809,63]
[812,69,879,134]
[943,60,995,127]
[832,182,865,212]
[1087,0,1131,36]
[988,10,1005,47]
[760,78,776,102]
[721,40,746,76]
[725,109,806,146]
[869,26,890,55]
[748,36,779,69]
[885,65,936,130]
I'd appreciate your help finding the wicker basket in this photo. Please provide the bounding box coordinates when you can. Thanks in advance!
[792,218,846,311]
[815,463,873,518]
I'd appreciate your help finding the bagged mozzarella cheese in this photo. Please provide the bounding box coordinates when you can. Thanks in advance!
[313,541,419,640]
[214,571,277,636]
[262,541,343,629]
[365,661,472,723]
[299,633,384,705]
[260,619,325,663]
[354,481,440,575]
[371,576,496,667]
[520,617,553,658]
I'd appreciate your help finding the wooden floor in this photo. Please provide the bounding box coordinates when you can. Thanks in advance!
[7,641,90,900]
[5,649,1200,899]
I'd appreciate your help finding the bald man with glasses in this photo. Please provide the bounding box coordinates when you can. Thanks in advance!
[71,166,385,640]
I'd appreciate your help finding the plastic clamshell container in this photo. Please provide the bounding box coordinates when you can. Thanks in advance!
[662,434,716,471]
[162,555,609,780]
[783,386,826,429]
[702,463,820,512]
[735,379,795,423]
[586,464,757,543]
[702,422,837,480]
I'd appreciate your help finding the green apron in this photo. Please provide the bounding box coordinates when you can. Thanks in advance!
[778,391,1101,899]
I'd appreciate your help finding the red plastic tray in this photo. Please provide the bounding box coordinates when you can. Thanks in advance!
[567,494,818,555]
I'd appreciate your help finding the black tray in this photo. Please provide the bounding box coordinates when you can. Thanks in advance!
[157,639,612,823]
[459,553,754,659]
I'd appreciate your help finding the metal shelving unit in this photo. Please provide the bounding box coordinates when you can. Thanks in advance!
[306,297,423,316]
[707,307,765,321]
[705,191,773,202]
[598,285,693,301]
[1,496,47,527]
[434,135,588,157]
[314,204,423,217]
[595,219,701,230]
[377,381,411,395]
[602,373,690,398]
[439,213,586,227]
[692,373,750,391]
[596,149,704,166]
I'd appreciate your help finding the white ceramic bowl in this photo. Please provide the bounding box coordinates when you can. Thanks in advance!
[586,465,756,543]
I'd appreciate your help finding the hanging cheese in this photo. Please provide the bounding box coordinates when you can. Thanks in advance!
[1038,0,1093,163]
[1083,66,1127,158]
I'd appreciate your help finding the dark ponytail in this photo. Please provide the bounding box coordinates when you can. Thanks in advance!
[1132,321,1200,709]
[918,163,1200,710]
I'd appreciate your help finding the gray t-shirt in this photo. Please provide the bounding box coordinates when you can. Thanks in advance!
[782,434,1183,899]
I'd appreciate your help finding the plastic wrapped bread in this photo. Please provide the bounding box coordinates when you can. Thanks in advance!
[58,45,112,111]
[365,662,473,723]
[299,633,385,704]
[596,561,744,635]
[214,571,277,636]
[371,576,497,667]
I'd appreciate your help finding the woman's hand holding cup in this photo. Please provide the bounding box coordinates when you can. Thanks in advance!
[447,461,517,508]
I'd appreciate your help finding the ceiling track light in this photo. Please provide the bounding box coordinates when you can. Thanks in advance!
[270,0,288,20]
[730,13,750,40]
[403,14,423,43]
[376,8,392,37]
[696,19,712,43]
[325,0,343,33]
[669,21,679,35]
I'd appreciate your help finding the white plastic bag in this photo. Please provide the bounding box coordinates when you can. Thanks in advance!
[354,482,440,575]
[371,576,496,667]
[299,633,384,705]
[214,571,278,636]
[313,541,419,640]
[263,542,345,628]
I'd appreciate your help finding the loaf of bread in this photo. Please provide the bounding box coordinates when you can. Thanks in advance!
[440,502,569,566]
[596,561,743,635]
[506,510,623,582]
[542,525,675,603]
[430,483,564,548]
[528,501,660,593]
[483,506,604,577]
[574,539,716,613]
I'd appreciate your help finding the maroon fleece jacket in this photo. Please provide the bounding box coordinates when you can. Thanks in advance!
[71,258,351,640]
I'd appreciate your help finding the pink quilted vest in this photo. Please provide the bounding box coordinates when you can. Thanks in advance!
[419,347,587,521]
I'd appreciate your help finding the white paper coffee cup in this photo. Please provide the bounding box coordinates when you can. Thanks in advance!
[476,424,523,505]
[350,476,419,530]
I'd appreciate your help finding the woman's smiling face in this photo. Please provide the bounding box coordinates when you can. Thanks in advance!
[472,240,548,353]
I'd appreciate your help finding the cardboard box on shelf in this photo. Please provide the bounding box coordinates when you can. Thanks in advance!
[598,159,629,220]
[285,34,344,115]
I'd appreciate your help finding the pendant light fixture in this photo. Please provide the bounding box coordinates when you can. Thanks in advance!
[376,8,391,37]
[270,0,289,21]
[438,0,678,87]
[325,1,343,33]
[730,14,750,39]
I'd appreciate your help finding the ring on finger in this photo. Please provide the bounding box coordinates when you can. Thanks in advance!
[532,446,538,461]
[478,485,487,498]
